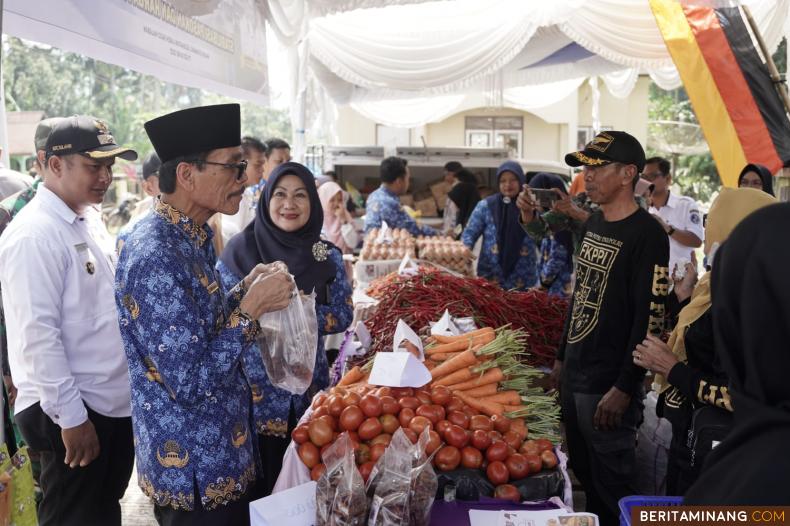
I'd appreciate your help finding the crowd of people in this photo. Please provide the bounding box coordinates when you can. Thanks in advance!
[0,104,785,526]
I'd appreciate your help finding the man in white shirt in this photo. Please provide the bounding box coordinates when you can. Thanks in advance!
[0,115,137,526]
[644,157,703,274]
[221,137,290,243]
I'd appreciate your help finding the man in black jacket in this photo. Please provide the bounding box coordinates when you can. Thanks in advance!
[524,132,669,525]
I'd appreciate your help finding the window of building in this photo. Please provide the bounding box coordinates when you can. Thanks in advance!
[465,116,523,157]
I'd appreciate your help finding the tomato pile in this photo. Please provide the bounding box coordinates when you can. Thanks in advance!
[293,383,559,492]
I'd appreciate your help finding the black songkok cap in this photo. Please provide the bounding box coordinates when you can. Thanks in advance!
[144,104,241,163]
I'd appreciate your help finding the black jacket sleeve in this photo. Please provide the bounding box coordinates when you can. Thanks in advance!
[615,225,670,394]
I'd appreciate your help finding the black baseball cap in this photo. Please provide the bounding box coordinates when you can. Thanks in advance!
[144,104,241,164]
[565,131,646,173]
[34,117,65,152]
[45,115,138,161]
[141,152,161,180]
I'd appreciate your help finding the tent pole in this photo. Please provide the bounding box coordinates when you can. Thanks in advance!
[742,5,790,117]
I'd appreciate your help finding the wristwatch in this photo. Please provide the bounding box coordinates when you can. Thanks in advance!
[666,226,676,236]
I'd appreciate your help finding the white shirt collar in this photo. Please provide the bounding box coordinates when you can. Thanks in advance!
[37,184,79,225]
[665,191,680,208]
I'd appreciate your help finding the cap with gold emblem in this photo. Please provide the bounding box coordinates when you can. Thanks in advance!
[34,117,65,153]
[45,115,138,161]
[565,131,646,173]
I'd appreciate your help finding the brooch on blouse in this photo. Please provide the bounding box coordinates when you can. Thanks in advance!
[312,241,329,262]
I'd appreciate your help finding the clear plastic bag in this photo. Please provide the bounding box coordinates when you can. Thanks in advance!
[257,275,318,395]
[366,429,413,526]
[409,429,438,526]
[316,433,368,526]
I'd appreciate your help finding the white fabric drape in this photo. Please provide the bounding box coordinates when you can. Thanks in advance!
[308,0,583,92]
[601,68,640,99]
[351,95,466,128]
[503,78,587,110]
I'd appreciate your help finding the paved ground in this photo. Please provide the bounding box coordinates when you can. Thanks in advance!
[120,468,157,526]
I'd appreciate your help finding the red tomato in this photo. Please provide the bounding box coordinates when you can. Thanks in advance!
[470,415,493,432]
[541,450,558,469]
[463,405,478,418]
[503,431,522,451]
[339,405,364,432]
[505,454,529,479]
[399,396,420,410]
[380,396,400,415]
[370,433,392,447]
[360,395,383,418]
[430,385,452,406]
[519,440,540,457]
[445,397,465,413]
[490,414,511,434]
[308,419,333,447]
[298,442,320,468]
[416,404,445,425]
[376,386,392,398]
[370,443,387,462]
[390,387,414,399]
[347,431,360,446]
[488,430,503,442]
[358,460,376,482]
[535,439,554,453]
[358,417,383,441]
[416,391,433,406]
[444,424,470,449]
[291,425,309,444]
[312,405,329,419]
[486,460,509,485]
[403,428,419,444]
[379,414,399,434]
[493,484,521,503]
[310,463,326,481]
[460,446,483,469]
[398,408,416,428]
[327,395,345,417]
[342,392,361,407]
[409,416,433,435]
[435,446,461,471]
[355,444,371,465]
[486,441,509,463]
[447,410,470,429]
[471,429,492,451]
[435,420,452,438]
[425,430,442,455]
[525,453,542,474]
[329,386,347,397]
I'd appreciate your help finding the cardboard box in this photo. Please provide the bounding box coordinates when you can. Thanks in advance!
[399,194,414,207]
[354,259,402,285]
[430,181,452,210]
[414,197,438,217]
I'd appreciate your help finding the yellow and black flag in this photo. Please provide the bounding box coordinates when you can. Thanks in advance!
[650,0,790,186]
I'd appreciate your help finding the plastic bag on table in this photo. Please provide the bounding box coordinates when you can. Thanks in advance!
[409,429,438,526]
[316,433,368,526]
[257,275,318,395]
[366,429,413,526]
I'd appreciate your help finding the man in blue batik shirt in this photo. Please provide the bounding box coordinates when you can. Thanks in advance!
[115,104,294,526]
[364,156,439,236]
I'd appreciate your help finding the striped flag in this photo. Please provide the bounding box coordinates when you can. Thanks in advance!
[650,0,790,186]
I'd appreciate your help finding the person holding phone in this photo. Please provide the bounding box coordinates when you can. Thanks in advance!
[461,161,538,290]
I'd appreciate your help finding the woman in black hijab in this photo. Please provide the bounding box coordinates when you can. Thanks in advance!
[218,162,353,496]
[684,203,790,504]
[447,168,481,230]
[737,163,774,196]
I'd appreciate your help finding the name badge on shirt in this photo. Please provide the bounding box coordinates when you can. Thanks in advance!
[74,243,97,275]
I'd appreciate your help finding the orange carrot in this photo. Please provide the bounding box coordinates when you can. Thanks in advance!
[480,391,522,406]
[448,368,505,391]
[433,366,475,387]
[462,383,499,397]
[454,390,504,417]
[432,327,494,344]
[430,349,478,380]
[338,366,363,386]
[425,332,495,355]
[503,404,527,414]
[431,352,463,362]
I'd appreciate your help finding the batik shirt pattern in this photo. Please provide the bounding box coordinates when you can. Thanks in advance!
[216,246,353,438]
[364,186,438,236]
[539,236,572,297]
[115,200,259,511]
[461,200,538,291]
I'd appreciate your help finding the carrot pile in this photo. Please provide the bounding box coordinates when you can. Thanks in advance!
[361,268,568,367]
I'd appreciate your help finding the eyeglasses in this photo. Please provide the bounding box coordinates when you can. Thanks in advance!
[186,159,247,181]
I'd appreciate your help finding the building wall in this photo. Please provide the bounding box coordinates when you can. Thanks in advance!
[333,75,651,163]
